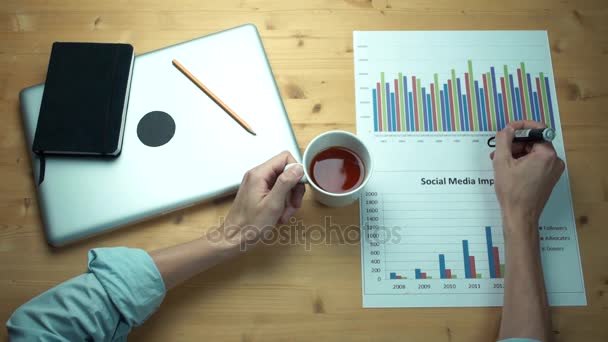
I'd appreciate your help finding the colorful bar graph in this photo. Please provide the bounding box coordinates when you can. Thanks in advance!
[372,61,556,132]
[390,227,505,281]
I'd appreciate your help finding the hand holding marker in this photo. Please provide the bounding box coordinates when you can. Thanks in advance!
[487,128,555,147]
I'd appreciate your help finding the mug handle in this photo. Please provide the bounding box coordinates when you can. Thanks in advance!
[284,163,308,184]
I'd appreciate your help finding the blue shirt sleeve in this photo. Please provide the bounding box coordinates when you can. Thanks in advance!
[499,339,540,342]
[6,247,166,341]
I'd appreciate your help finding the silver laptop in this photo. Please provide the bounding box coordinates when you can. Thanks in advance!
[20,24,301,246]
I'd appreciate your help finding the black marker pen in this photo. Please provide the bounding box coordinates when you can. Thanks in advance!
[487,128,555,147]
[513,128,555,143]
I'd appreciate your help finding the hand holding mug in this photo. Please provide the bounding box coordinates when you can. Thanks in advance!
[222,151,306,245]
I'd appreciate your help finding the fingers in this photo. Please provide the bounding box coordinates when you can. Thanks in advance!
[266,163,304,211]
[250,151,299,183]
[556,159,566,179]
[276,173,306,224]
[509,141,527,158]
[540,146,565,185]
[504,120,545,157]
[511,142,535,159]
[522,134,564,179]
[277,183,306,224]
[290,183,306,209]
[529,144,559,169]
[506,120,546,130]
[491,121,545,161]
[529,139,558,159]
[507,119,555,159]
[493,126,515,164]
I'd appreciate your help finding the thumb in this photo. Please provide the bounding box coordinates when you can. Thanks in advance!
[494,127,515,163]
[267,164,304,206]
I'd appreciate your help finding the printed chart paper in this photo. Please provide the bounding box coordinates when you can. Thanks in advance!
[354,31,586,307]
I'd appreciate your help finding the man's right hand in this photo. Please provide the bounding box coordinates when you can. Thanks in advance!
[222,151,305,246]
[491,120,565,236]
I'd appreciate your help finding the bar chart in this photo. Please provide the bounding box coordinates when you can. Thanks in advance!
[388,226,505,280]
[366,173,506,289]
[360,168,585,307]
[371,61,556,132]
[355,31,586,307]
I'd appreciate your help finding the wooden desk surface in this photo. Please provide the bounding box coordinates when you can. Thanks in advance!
[1,0,607,340]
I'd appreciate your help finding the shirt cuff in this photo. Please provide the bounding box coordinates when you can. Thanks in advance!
[88,247,166,326]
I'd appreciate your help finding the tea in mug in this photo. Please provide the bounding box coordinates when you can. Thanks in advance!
[309,146,365,194]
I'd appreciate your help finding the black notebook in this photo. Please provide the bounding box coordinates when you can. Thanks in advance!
[33,42,134,156]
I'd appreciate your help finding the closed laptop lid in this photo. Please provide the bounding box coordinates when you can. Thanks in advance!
[20,24,301,245]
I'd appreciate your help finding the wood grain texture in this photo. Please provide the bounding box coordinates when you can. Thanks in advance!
[1,0,607,341]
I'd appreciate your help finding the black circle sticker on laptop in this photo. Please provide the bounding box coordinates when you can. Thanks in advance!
[137,111,176,147]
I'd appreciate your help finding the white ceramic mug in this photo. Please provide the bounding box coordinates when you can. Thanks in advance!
[286,130,373,207]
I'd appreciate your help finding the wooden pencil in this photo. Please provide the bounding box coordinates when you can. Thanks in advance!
[172,59,256,136]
